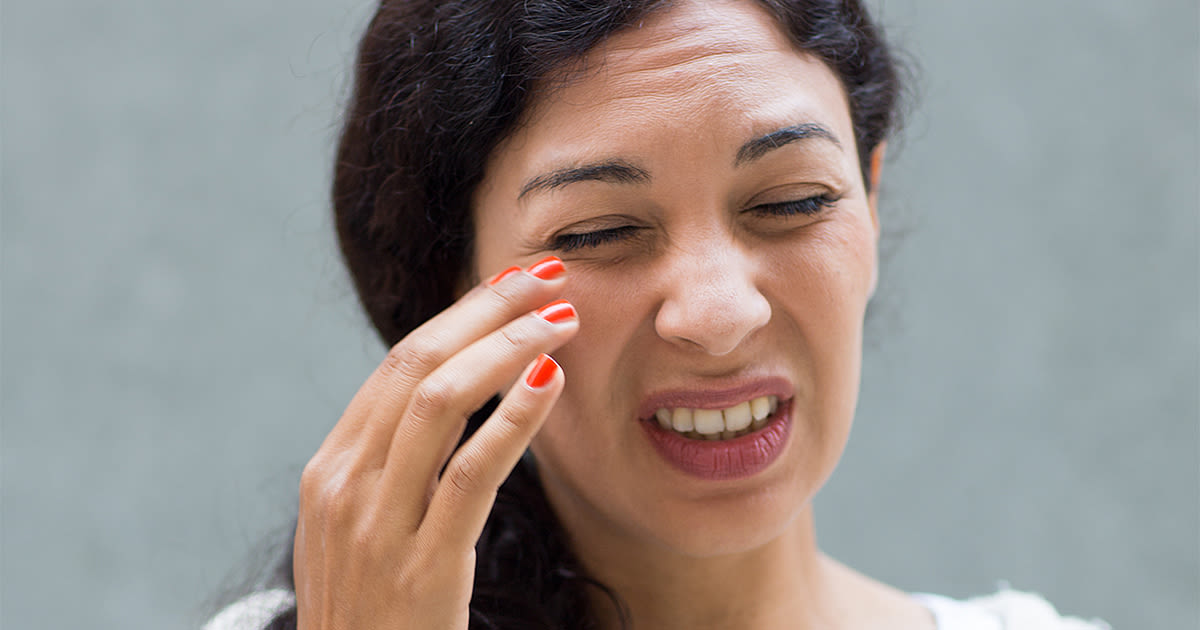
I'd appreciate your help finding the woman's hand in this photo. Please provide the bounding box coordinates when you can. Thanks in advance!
[293,257,577,630]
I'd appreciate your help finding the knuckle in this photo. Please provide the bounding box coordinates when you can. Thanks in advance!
[489,403,530,440]
[488,281,526,310]
[299,459,321,493]
[494,324,526,360]
[347,517,384,556]
[298,456,332,500]
[300,466,359,524]
[409,375,456,418]
[324,471,361,511]
[382,334,442,382]
[444,451,488,498]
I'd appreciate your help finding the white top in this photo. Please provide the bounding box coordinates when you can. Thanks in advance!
[206,588,1110,630]
[912,591,1111,630]
[204,590,293,630]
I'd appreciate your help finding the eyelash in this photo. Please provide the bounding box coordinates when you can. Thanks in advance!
[549,194,838,252]
[751,194,840,218]
[551,225,643,252]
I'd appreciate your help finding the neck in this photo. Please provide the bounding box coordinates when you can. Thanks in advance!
[558,500,837,630]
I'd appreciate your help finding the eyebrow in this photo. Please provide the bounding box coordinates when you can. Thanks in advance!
[734,123,842,166]
[516,123,841,199]
[518,159,651,200]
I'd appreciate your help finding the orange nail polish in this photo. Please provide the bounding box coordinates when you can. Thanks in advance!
[535,299,576,324]
[527,256,565,280]
[526,354,558,388]
[488,266,521,285]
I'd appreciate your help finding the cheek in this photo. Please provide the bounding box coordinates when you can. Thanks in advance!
[551,263,658,383]
[768,213,875,414]
[529,266,647,434]
[771,213,877,315]
[527,263,666,495]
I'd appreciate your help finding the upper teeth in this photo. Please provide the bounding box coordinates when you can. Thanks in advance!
[653,395,779,437]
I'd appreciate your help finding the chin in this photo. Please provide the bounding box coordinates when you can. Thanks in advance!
[653,501,807,559]
[629,457,827,560]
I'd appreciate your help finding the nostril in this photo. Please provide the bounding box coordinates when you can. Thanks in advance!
[654,282,771,355]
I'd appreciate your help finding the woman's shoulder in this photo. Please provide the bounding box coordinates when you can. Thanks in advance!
[913,589,1111,630]
[203,589,294,630]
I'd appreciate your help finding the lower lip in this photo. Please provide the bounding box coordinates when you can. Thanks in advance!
[640,399,793,481]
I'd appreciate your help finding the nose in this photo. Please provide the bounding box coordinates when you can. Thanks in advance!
[653,240,771,356]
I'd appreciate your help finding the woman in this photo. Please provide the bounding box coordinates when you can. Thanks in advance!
[209,0,1107,628]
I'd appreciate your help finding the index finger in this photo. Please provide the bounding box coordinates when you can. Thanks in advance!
[321,257,567,456]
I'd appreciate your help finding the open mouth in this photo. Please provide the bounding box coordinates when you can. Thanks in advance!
[646,395,781,441]
[639,396,794,480]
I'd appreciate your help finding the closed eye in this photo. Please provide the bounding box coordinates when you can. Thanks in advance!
[550,225,643,252]
[751,194,839,217]
[548,195,837,251]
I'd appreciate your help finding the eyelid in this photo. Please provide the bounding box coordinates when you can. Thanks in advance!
[546,213,649,251]
[550,225,643,252]
[751,193,839,216]
[545,193,837,252]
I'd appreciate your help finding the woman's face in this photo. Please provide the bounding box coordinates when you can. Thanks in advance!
[472,0,879,558]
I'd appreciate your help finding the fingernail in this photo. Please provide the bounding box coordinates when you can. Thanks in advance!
[488,266,522,285]
[535,299,576,324]
[526,354,559,388]
[527,256,565,280]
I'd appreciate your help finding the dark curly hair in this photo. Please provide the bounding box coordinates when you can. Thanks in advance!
[252,1,906,628]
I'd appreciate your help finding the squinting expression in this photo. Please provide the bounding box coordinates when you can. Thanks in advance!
[471,0,880,558]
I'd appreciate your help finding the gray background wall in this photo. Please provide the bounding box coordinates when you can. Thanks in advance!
[2,1,1196,628]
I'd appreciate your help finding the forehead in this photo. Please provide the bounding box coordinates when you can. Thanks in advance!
[523,0,849,133]
[579,1,809,96]
[477,0,856,202]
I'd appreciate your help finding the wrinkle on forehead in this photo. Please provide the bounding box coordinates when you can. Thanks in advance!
[599,0,794,73]
[529,0,807,117]
[488,0,858,195]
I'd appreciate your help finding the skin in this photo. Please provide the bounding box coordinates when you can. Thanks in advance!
[472,1,929,628]
[294,1,930,629]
